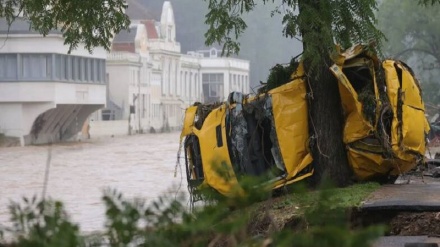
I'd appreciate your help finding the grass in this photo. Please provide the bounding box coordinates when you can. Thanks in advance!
[288,182,380,210]
[249,182,381,230]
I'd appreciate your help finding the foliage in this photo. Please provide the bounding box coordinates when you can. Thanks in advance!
[0,0,130,53]
[421,81,440,106]
[3,196,81,247]
[0,181,383,247]
[378,0,440,63]
[204,0,383,71]
[378,0,440,107]
[263,56,300,92]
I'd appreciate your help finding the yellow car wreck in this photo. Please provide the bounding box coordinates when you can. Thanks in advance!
[332,44,430,181]
[179,44,430,198]
[179,64,313,198]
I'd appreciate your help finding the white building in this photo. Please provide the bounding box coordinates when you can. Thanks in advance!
[0,18,107,145]
[195,48,250,103]
[101,1,250,134]
[102,24,153,135]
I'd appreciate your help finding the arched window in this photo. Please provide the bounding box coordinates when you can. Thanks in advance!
[210,48,217,58]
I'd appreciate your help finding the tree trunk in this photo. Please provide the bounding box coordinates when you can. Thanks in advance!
[298,0,352,187]
[305,56,352,187]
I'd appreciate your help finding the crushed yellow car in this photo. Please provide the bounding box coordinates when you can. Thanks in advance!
[179,63,313,198]
[179,44,430,198]
[332,44,429,181]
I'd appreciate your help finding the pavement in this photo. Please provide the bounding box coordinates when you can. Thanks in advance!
[373,236,440,247]
[361,183,440,211]
[362,171,440,247]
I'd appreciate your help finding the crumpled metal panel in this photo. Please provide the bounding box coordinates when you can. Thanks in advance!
[383,60,429,158]
[269,63,314,183]
[264,97,285,173]
[331,63,373,143]
[347,147,415,180]
[180,106,198,138]
[334,45,429,181]
[192,104,241,197]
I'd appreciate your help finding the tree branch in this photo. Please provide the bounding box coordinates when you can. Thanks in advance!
[393,47,439,62]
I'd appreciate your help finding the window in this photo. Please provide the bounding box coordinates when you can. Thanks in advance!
[100,60,106,83]
[195,73,198,98]
[21,54,52,79]
[189,72,193,98]
[80,58,85,81]
[90,59,96,82]
[142,94,146,118]
[64,56,70,80]
[84,58,89,82]
[0,53,105,83]
[97,59,102,82]
[175,62,178,95]
[161,76,165,95]
[178,71,183,96]
[210,48,217,58]
[0,54,17,79]
[169,61,172,95]
[55,55,61,79]
[245,76,248,93]
[202,73,224,99]
[71,57,77,81]
[208,84,224,97]
[185,71,188,97]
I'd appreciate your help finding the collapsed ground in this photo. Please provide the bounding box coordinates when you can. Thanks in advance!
[246,168,440,238]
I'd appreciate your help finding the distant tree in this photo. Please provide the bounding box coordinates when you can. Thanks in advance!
[378,0,440,64]
[377,0,440,109]
[0,0,130,52]
[204,0,440,186]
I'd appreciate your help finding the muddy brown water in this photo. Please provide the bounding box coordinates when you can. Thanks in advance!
[0,132,188,233]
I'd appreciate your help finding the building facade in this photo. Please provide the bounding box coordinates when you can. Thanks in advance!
[0,18,107,145]
[102,1,250,133]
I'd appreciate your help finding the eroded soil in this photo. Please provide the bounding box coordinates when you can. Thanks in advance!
[389,212,440,236]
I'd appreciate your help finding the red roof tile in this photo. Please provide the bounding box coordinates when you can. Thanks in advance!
[112,43,135,53]
[141,20,158,39]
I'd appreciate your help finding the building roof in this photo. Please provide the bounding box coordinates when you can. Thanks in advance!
[113,27,137,43]
[141,20,158,39]
[125,0,157,21]
[112,43,135,53]
[0,18,61,35]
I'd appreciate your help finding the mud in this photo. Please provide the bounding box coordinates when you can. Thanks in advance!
[353,209,440,237]
[389,212,440,236]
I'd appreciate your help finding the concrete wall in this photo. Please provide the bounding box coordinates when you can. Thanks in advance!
[107,64,131,118]
[0,81,107,104]
[89,120,129,137]
[0,103,24,137]
[0,35,106,58]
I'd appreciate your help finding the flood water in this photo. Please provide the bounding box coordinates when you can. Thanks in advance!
[0,132,187,233]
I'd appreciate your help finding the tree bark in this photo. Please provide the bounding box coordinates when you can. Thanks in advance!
[305,56,352,187]
[298,0,353,187]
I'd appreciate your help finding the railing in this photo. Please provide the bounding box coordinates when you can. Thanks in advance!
[107,52,140,63]
[148,40,181,53]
